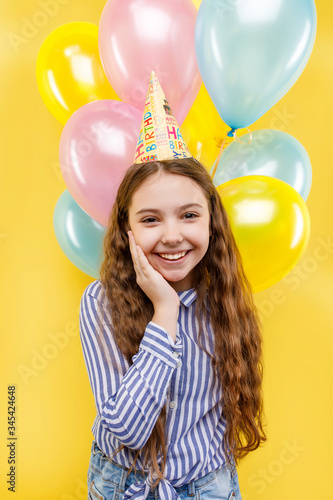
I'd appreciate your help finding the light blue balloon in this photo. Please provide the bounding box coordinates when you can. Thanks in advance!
[53,190,106,278]
[195,0,317,129]
[212,129,312,201]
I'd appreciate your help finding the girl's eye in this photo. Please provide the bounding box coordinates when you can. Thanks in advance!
[141,217,157,224]
[142,213,198,224]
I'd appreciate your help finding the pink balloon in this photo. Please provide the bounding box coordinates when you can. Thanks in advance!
[59,100,142,226]
[98,0,201,125]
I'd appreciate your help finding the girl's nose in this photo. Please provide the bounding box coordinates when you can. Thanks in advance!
[161,224,184,245]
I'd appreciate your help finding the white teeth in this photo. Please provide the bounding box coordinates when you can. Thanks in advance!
[159,251,187,261]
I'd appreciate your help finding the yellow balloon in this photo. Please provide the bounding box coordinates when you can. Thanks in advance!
[216,175,311,293]
[181,83,229,171]
[36,22,119,124]
[192,0,202,9]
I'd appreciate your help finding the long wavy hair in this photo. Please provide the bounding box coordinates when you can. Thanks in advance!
[97,157,267,488]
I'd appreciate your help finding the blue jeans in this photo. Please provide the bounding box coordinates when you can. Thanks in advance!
[88,440,242,500]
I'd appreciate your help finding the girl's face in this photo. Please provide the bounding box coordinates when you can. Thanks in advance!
[128,172,211,292]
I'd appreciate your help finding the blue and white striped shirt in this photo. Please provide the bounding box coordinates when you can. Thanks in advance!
[79,279,230,500]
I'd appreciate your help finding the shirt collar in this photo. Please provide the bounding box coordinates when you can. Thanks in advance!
[177,288,197,307]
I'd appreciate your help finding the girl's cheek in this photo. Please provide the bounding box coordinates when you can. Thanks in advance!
[140,229,157,246]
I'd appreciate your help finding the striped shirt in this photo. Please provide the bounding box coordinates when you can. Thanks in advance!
[79,279,230,500]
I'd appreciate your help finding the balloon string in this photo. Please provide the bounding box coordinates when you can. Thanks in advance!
[210,127,253,181]
[210,128,236,181]
[234,127,252,145]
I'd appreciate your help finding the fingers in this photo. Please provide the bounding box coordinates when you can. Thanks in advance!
[127,230,136,257]
[127,230,139,270]
[128,231,145,273]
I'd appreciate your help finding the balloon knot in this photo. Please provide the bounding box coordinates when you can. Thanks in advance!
[214,136,223,148]
[227,128,236,138]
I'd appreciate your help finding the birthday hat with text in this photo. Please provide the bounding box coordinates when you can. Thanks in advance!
[133,71,192,164]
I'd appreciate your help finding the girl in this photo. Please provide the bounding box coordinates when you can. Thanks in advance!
[79,73,266,500]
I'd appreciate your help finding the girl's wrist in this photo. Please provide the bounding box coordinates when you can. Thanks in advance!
[151,308,178,342]
[153,302,179,317]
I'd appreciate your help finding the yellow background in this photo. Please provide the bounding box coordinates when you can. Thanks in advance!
[1,0,332,499]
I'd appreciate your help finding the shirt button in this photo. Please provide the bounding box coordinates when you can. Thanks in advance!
[172,352,180,358]
[170,401,176,409]
[177,360,181,367]
[152,472,159,479]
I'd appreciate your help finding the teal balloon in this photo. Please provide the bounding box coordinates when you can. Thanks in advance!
[53,190,106,278]
[212,129,312,201]
[195,0,317,129]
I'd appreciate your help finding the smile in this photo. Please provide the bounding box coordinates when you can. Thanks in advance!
[156,250,191,262]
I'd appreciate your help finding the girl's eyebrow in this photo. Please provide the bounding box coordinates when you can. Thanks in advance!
[136,203,204,215]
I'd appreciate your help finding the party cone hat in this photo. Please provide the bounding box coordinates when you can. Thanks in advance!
[133,71,192,164]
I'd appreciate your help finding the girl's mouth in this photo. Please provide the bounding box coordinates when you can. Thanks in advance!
[156,250,191,262]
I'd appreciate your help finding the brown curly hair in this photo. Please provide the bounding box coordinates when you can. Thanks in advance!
[96,157,267,489]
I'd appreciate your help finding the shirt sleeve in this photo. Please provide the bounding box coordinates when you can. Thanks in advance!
[79,286,183,450]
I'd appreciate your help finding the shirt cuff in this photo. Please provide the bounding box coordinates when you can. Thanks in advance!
[139,321,183,368]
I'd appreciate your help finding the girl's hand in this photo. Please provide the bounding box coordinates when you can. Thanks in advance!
[127,230,180,311]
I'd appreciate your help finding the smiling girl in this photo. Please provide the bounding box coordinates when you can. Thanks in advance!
[79,73,267,500]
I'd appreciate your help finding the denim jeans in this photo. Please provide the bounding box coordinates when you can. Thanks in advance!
[87,440,242,500]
